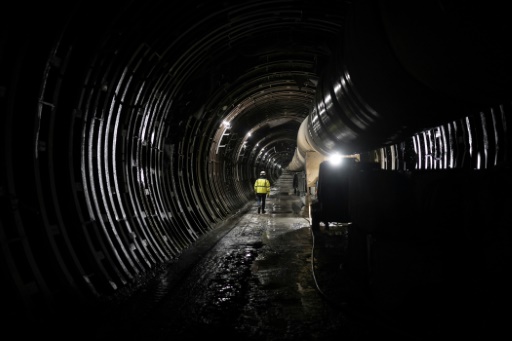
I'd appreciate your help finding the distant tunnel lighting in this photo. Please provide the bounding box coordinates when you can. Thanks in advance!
[328,152,342,165]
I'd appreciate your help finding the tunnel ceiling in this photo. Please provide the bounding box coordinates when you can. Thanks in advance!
[68,0,348,166]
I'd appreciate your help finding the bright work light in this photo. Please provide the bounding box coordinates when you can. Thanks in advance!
[328,152,343,166]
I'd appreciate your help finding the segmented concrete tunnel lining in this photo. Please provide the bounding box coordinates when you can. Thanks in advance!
[2,1,512,336]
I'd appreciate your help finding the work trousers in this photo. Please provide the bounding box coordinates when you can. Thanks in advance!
[256,193,267,212]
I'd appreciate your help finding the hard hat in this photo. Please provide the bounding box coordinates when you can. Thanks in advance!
[260,171,266,176]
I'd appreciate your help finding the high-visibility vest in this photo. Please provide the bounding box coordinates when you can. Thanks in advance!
[254,178,270,194]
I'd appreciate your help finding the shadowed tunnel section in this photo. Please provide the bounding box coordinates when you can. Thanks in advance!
[1,0,512,333]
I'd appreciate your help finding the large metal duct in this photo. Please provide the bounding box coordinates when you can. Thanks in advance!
[286,117,318,171]
[287,0,512,171]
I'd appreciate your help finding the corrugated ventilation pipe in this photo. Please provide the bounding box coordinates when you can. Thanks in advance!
[286,0,512,172]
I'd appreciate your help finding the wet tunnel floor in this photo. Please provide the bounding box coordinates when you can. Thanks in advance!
[36,172,465,341]
[45,171,511,341]
[75,173,367,341]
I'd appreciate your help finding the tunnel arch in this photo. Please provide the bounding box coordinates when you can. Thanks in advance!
[1,0,511,330]
[1,0,346,322]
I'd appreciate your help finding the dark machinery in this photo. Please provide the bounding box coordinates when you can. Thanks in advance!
[311,158,356,229]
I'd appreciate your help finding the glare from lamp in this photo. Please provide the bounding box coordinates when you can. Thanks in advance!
[328,152,342,166]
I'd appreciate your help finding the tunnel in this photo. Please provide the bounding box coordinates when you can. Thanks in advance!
[2,0,512,339]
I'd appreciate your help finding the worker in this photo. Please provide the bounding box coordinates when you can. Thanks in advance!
[254,171,270,214]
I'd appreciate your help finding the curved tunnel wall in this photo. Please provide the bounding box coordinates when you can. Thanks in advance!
[1,0,511,329]
[1,0,343,324]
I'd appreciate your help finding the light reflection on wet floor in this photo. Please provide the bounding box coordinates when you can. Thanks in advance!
[89,173,355,340]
